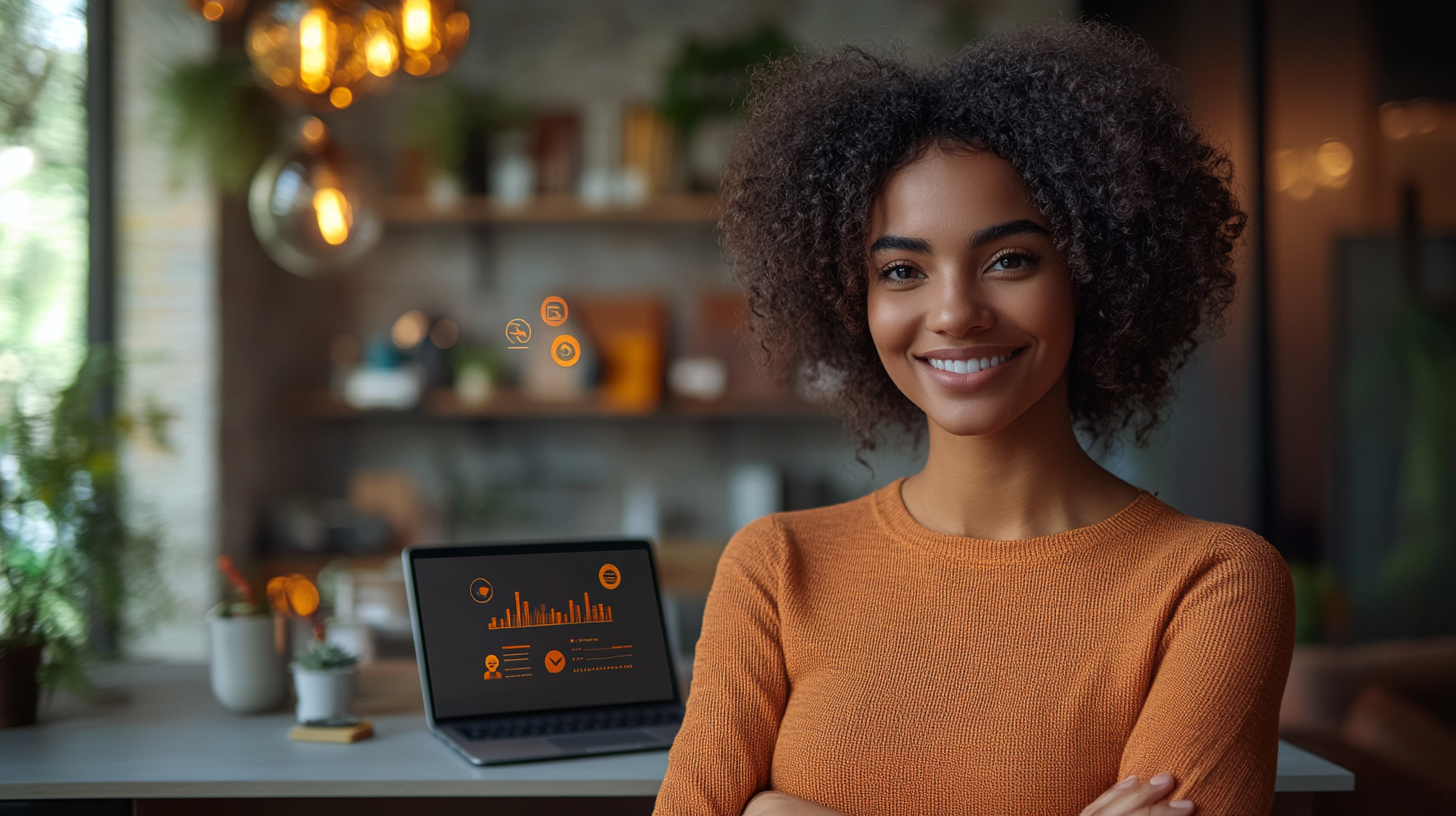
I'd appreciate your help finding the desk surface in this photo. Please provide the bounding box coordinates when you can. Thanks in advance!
[0,663,1353,800]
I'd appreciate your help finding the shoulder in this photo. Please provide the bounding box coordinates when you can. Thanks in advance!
[719,491,882,573]
[1139,500,1293,613]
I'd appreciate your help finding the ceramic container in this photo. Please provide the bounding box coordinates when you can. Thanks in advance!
[209,614,286,714]
[292,665,357,724]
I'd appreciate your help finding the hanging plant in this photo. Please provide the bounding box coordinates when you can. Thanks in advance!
[154,53,288,195]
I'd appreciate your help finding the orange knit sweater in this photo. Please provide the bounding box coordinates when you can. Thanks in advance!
[655,481,1295,816]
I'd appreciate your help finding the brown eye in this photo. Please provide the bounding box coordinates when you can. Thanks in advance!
[882,263,924,281]
[990,252,1035,272]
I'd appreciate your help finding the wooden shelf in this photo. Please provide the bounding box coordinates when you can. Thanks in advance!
[385,194,719,225]
[281,388,827,420]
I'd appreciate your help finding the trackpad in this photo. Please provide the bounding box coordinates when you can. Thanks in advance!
[549,730,657,751]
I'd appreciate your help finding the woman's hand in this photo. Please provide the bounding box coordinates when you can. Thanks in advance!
[1080,774,1194,816]
[742,790,845,816]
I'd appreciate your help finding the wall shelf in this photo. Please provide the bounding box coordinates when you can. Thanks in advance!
[385,194,719,225]
[282,388,828,421]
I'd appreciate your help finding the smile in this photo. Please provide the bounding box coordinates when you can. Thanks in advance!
[921,347,1024,375]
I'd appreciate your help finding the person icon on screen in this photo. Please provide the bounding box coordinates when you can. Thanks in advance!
[483,654,502,680]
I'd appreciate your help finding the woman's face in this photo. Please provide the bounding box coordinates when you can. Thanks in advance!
[866,145,1076,438]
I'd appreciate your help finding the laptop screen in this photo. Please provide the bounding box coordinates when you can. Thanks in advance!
[410,542,677,720]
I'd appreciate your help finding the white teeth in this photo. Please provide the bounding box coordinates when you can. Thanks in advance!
[952,360,967,374]
[927,350,1020,373]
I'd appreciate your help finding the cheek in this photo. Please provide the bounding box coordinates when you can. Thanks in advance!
[866,288,918,363]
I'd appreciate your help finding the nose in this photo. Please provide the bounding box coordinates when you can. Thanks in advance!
[923,270,993,337]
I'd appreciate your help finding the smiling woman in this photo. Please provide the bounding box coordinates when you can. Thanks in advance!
[656,23,1293,816]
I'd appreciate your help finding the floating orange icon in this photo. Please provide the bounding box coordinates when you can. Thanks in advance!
[469,578,493,604]
[544,649,565,673]
[506,319,531,348]
[599,563,621,590]
[551,335,581,367]
[484,654,502,680]
[541,296,568,327]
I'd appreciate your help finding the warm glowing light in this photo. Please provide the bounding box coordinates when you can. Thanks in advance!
[314,188,352,245]
[393,0,468,77]
[402,0,433,52]
[1274,139,1354,200]
[392,310,430,349]
[301,116,327,148]
[366,30,399,76]
[187,0,245,22]
[1315,140,1353,181]
[330,87,353,108]
[298,8,333,93]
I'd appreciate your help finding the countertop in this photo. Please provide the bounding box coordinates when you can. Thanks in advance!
[0,662,1353,799]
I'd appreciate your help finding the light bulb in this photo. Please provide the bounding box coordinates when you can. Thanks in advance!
[393,0,469,77]
[249,117,381,277]
[247,0,397,111]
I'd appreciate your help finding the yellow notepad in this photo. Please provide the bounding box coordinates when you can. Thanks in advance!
[288,720,374,743]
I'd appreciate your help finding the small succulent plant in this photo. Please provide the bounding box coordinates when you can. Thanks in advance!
[293,641,358,672]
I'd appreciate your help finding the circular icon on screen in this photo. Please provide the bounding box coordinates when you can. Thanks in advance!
[469,578,493,604]
[505,319,532,347]
[551,334,581,368]
[545,649,565,673]
[541,296,568,327]
[599,563,621,590]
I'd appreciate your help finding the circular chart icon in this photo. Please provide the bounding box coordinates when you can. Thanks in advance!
[505,319,532,346]
[545,649,565,673]
[469,578,493,604]
[599,563,621,590]
[540,296,568,327]
[551,334,581,368]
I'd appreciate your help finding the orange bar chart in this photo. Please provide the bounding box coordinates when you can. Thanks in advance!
[487,589,615,629]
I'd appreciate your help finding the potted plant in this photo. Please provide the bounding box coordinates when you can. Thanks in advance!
[0,353,165,727]
[292,642,359,725]
[208,555,286,714]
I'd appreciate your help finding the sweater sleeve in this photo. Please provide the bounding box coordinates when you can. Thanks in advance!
[1117,529,1296,816]
[654,516,790,816]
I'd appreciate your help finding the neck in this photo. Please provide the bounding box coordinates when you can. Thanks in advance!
[901,378,1139,540]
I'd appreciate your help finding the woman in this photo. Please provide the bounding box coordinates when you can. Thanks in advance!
[655,24,1294,816]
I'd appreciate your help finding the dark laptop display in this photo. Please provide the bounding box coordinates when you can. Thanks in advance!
[406,540,682,763]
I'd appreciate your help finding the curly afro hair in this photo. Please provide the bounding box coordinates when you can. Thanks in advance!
[719,23,1245,451]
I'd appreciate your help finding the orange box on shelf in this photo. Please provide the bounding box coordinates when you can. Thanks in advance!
[573,296,667,413]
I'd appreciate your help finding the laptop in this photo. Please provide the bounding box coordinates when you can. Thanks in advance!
[403,538,685,765]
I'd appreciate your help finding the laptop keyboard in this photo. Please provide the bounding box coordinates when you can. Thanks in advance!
[453,702,683,742]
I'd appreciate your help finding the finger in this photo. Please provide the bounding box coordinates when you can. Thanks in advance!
[1084,773,1178,816]
[1080,774,1140,815]
[1142,801,1195,816]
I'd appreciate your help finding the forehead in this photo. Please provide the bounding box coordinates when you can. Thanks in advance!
[870,146,1042,238]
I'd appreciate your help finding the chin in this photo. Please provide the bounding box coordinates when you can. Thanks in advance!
[919,403,1021,438]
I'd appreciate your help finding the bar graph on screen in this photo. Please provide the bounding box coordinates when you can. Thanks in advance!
[487,591,615,629]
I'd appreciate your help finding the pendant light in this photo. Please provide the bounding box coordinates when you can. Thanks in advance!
[246,0,399,111]
[248,117,382,276]
[394,0,469,77]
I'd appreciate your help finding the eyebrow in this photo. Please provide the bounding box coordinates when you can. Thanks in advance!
[869,219,1050,255]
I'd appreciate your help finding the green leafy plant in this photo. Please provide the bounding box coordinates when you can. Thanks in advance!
[0,349,168,693]
[153,53,288,195]
[659,26,796,139]
[293,641,357,672]
[0,0,57,141]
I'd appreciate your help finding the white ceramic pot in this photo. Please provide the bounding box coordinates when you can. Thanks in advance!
[292,666,356,725]
[209,615,286,714]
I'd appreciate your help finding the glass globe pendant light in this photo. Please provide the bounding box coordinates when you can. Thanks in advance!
[246,0,400,111]
[248,117,382,276]
[395,0,469,77]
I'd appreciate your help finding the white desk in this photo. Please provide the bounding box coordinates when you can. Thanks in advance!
[0,663,1352,800]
